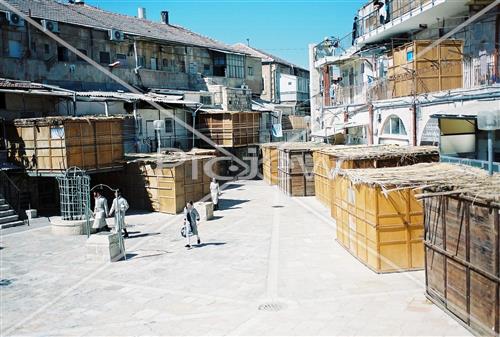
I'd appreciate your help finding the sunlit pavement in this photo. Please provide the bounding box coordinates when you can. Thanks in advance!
[0,180,470,336]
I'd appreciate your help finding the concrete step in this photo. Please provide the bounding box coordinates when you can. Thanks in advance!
[0,220,24,229]
[0,209,14,217]
[0,204,9,211]
[0,199,5,205]
[0,214,18,224]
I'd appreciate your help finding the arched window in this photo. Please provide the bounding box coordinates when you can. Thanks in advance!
[382,115,407,136]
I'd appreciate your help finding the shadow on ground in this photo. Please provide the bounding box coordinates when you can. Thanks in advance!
[218,199,249,210]
[192,242,226,248]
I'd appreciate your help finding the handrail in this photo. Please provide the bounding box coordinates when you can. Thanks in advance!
[0,170,23,220]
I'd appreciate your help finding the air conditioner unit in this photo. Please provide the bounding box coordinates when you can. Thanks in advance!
[6,12,25,27]
[109,29,124,41]
[41,19,59,33]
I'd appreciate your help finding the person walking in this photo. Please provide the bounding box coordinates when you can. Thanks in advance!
[93,190,109,232]
[210,178,221,211]
[109,188,130,238]
[183,201,201,249]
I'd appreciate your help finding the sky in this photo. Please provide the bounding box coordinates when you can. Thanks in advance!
[86,0,365,69]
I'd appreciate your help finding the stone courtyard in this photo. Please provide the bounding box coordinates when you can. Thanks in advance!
[1,180,471,336]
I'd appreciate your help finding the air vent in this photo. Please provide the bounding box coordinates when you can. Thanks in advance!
[42,20,59,33]
[109,29,124,41]
[6,12,24,27]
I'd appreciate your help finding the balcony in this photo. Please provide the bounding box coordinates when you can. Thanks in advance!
[355,0,469,46]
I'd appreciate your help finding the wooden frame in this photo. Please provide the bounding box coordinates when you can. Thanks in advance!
[388,40,463,98]
[8,117,124,173]
[197,111,260,147]
[425,194,500,336]
[333,174,425,273]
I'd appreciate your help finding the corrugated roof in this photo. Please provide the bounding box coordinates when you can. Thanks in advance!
[0,78,44,89]
[1,0,243,54]
[232,43,308,72]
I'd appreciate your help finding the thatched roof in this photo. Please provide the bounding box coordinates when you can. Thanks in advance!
[335,162,499,206]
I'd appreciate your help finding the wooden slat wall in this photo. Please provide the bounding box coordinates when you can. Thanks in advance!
[388,40,463,98]
[115,157,218,214]
[197,112,260,147]
[313,149,439,210]
[262,146,279,185]
[9,118,124,172]
[278,148,316,197]
[333,175,425,273]
[425,195,500,336]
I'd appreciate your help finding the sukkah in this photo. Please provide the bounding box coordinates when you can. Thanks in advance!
[331,162,497,274]
[314,144,439,207]
[333,162,498,205]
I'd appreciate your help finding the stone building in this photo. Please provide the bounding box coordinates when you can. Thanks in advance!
[232,43,310,114]
[0,0,262,94]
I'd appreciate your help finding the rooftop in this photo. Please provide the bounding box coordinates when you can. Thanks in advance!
[1,0,243,54]
[232,43,308,72]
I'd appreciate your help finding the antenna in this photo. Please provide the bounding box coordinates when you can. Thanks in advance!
[246,38,250,47]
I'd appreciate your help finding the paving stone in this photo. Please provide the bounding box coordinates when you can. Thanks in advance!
[0,180,471,336]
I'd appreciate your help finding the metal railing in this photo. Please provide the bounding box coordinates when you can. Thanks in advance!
[355,0,434,39]
[463,53,499,88]
[441,155,500,173]
[331,79,391,106]
[0,171,23,219]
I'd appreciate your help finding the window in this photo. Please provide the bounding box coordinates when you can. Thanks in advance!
[44,44,50,54]
[247,66,254,76]
[116,53,127,67]
[137,56,146,68]
[162,58,169,69]
[213,52,226,76]
[164,118,173,134]
[200,96,212,105]
[226,54,244,78]
[8,40,22,58]
[382,116,407,136]
[99,51,110,64]
[50,126,65,139]
[203,64,211,75]
[76,49,87,62]
[407,50,414,62]
[0,93,6,109]
[57,46,69,61]
[151,57,158,70]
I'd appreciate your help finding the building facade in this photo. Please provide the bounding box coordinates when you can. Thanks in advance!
[0,0,262,94]
[232,43,310,114]
[309,0,500,167]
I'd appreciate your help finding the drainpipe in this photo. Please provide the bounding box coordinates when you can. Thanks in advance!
[191,103,203,148]
[368,104,374,145]
[104,101,109,117]
[322,65,331,107]
[73,92,77,117]
[495,7,500,81]
[410,102,417,146]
